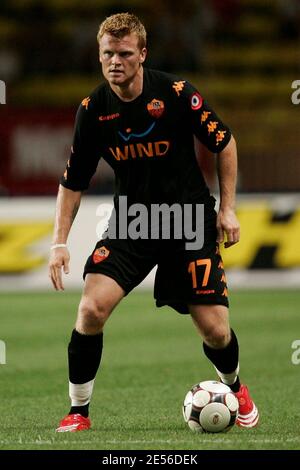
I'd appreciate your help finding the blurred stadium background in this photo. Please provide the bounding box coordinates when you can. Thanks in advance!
[0,0,300,451]
[0,0,299,289]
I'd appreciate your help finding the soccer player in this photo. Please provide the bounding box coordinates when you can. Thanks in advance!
[49,12,259,432]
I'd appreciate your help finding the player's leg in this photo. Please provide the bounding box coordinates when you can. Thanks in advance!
[189,304,240,390]
[188,303,259,428]
[75,272,124,334]
[56,238,157,432]
[56,273,124,432]
[154,233,259,428]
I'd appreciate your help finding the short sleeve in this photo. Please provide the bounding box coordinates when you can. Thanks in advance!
[179,81,232,153]
[60,96,101,191]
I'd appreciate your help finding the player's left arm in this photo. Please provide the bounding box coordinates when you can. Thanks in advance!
[216,135,240,248]
[177,80,240,248]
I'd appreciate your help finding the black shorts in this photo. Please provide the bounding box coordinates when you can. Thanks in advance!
[83,217,229,315]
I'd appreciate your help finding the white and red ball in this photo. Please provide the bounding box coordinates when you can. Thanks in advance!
[182,380,239,433]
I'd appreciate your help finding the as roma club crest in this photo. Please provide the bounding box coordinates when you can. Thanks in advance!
[147,99,165,118]
[93,246,110,264]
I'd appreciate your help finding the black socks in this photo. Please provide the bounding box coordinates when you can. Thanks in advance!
[68,329,103,383]
[68,329,103,417]
[70,404,90,418]
[203,328,240,392]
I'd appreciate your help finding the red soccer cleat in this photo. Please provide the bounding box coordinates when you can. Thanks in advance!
[235,384,259,428]
[55,413,91,433]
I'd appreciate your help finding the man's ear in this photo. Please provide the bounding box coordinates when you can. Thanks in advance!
[140,48,147,64]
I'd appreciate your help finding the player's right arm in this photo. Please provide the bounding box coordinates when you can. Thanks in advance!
[49,185,81,291]
[49,94,101,290]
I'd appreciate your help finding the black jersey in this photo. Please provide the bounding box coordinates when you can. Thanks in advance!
[61,68,231,206]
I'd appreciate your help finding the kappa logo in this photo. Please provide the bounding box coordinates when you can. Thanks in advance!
[216,130,227,146]
[81,97,90,109]
[196,289,216,295]
[207,121,218,134]
[172,80,186,96]
[99,113,120,121]
[93,246,110,264]
[201,111,211,124]
[222,287,228,297]
[190,92,203,111]
[147,99,165,118]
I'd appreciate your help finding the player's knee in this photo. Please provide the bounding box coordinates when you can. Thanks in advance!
[203,325,230,349]
[78,298,110,331]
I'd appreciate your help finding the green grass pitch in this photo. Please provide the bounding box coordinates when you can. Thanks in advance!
[0,289,299,450]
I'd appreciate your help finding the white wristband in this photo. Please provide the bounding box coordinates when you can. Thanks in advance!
[50,244,67,250]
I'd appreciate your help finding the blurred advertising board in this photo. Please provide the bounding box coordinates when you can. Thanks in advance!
[0,195,299,291]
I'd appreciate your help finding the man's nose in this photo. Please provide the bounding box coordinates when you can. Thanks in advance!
[111,54,121,66]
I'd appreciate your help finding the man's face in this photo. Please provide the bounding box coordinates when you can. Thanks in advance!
[99,33,147,87]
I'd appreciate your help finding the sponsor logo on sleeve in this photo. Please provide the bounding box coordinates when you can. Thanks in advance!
[190,92,203,111]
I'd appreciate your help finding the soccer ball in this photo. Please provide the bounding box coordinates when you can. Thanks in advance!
[182,380,239,433]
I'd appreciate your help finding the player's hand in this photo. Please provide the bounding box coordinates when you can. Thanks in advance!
[48,246,70,291]
[216,208,240,248]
